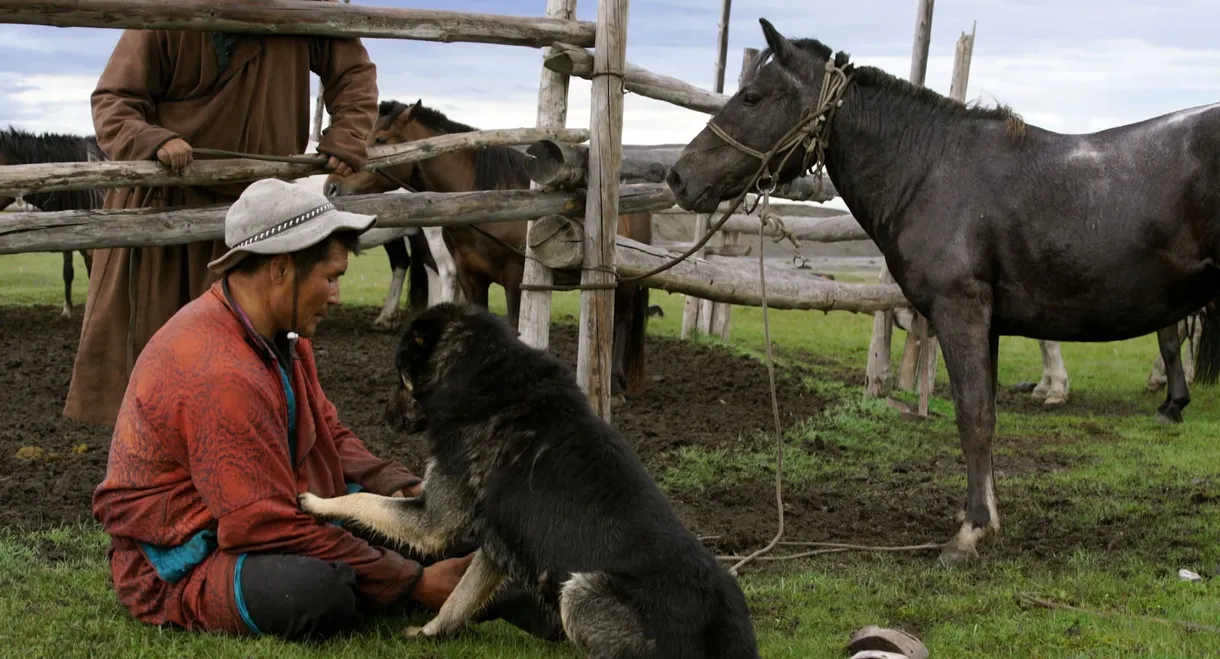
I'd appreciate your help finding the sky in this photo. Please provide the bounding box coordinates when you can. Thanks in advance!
[3,1,1220,154]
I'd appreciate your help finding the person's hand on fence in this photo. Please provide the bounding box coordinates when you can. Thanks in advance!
[411,553,474,610]
[319,151,354,177]
[156,138,193,173]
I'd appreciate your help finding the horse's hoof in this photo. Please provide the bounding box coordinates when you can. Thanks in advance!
[1042,395,1067,407]
[60,307,72,320]
[370,318,397,332]
[938,544,979,568]
[403,626,428,639]
[1155,410,1183,425]
[1146,381,1166,393]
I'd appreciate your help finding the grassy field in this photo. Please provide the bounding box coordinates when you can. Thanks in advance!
[2,249,1218,658]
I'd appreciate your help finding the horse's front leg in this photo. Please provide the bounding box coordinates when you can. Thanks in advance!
[931,298,1001,566]
[1154,324,1190,424]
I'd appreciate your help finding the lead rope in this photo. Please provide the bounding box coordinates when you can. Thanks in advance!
[729,183,785,576]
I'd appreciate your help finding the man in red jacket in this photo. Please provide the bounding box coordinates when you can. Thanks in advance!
[92,178,557,641]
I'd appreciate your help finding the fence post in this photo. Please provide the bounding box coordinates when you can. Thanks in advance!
[865,0,934,399]
[681,0,733,340]
[577,0,629,420]
[518,0,577,349]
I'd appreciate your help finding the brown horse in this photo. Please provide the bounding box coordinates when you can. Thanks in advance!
[0,126,104,319]
[325,99,653,397]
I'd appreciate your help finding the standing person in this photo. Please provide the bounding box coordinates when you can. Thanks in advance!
[64,15,378,427]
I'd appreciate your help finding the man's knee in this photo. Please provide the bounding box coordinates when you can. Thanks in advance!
[236,554,362,641]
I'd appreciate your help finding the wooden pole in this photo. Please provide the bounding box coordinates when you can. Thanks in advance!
[543,43,725,114]
[912,21,974,416]
[707,45,757,341]
[0,127,588,198]
[909,0,936,86]
[865,0,935,398]
[518,0,577,350]
[527,228,909,312]
[577,0,629,420]
[682,1,734,340]
[0,0,597,47]
[519,140,836,201]
[0,183,677,254]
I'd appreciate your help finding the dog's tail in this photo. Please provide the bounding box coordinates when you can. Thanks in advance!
[1194,299,1220,386]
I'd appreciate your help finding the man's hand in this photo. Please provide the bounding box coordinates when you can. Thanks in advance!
[156,138,192,173]
[319,150,354,177]
[411,554,473,610]
[389,482,422,498]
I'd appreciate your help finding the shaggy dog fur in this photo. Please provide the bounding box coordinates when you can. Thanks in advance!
[299,303,759,658]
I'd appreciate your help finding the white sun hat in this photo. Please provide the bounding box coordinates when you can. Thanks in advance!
[207,177,377,274]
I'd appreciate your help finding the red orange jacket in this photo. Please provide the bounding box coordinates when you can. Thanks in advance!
[92,279,421,634]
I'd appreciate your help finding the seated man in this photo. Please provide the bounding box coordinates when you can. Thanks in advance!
[92,178,558,641]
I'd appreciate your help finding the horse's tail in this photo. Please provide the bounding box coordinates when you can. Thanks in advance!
[621,281,650,396]
[1193,299,1220,386]
[406,231,432,311]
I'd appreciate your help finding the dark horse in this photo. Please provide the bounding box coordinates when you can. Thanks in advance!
[667,19,1220,564]
[0,126,105,318]
[325,99,654,397]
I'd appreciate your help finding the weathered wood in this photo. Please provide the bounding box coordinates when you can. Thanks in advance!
[523,141,836,201]
[0,127,588,198]
[519,0,578,350]
[702,6,736,339]
[909,0,936,86]
[684,12,736,340]
[717,212,868,242]
[527,214,583,269]
[949,22,977,103]
[577,0,629,421]
[544,42,724,115]
[524,140,587,188]
[0,183,676,254]
[530,227,909,313]
[866,0,937,398]
[0,0,597,48]
[903,20,973,410]
[615,237,909,313]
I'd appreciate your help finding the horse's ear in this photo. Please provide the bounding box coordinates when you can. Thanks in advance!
[759,18,796,66]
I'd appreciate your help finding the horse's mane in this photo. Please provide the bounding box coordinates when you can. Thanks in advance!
[0,126,106,211]
[0,126,104,165]
[377,100,530,189]
[750,38,1026,140]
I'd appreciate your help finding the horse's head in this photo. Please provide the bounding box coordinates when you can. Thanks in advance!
[324,99,429,198]
[668,19,846,213]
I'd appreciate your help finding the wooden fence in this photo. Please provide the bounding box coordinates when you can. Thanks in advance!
[0,0,920,421]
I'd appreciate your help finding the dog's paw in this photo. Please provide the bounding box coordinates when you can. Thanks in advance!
[297,492,328,517]
[402,625,429,639]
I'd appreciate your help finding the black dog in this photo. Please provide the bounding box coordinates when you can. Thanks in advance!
[299,303,759,658]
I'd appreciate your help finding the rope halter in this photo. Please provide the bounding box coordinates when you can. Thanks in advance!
[705,58,852,193]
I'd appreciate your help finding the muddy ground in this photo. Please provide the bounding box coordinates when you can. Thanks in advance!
[0,305,1199,566]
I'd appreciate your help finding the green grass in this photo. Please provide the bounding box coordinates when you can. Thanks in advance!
[2,250,1218,658]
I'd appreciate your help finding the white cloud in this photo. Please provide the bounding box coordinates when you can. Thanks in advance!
[4,1,1220,168]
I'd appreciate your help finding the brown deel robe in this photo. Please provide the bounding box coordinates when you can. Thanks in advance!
[65,27,378,427]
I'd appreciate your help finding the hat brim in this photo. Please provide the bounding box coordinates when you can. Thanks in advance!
[207,207,377,274]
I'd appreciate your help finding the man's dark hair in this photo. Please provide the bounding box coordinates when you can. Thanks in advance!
[233,229,363,278]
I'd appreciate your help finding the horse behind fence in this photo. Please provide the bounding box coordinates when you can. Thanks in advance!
[0,126,105,319]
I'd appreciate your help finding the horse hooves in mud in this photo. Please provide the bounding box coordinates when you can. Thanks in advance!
[1155,407,1184,425]
[370,313,400,332]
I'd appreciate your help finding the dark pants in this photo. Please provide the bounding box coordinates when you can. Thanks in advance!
[237,534,564,642]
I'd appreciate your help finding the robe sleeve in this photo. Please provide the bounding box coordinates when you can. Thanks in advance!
[310,37,379,170]
[184,370,422,606]
[91,29,181,161]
